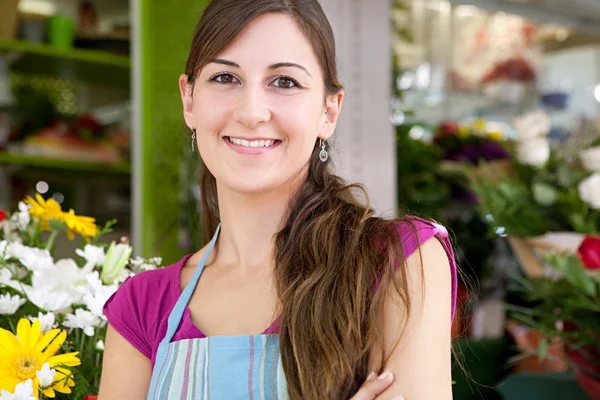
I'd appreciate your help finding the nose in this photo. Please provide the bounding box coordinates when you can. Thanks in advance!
[232,83,271,129]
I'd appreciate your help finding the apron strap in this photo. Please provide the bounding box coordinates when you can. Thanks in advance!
[162,224,221,344]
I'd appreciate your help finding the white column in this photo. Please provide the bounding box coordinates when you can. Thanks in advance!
[320,0,397,218]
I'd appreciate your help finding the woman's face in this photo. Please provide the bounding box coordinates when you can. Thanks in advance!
[180,13,343,195]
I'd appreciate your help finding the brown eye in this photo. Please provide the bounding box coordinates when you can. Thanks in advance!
[214,73,237,84]
[273,77,297,89]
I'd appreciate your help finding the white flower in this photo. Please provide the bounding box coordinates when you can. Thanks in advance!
[516,138,550,166]
[63,308,102,336]
[26,289,72,313]
[580,146,600,173]
[129,256,161,273]
[101,242,132,284]
[35,363,56,388]
[0,221,21,244]
[8,244,53,271]
[28,312,56,333]
[149,257,162,265]
[113,268,134,285]
[96,340,105,351]
[78,271,118,318]
[513,110,551,141]
[76,244,106,273]
[31,259,88,303]
[578,173,600,210]
[0,268,24,293]
[10,202,31,231]
[0,378,36,400]
[0,294,26,315]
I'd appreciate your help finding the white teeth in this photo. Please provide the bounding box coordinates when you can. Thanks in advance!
[228,137,276,147]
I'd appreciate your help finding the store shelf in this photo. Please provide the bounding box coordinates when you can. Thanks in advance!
[0,152,131,175]
[0,39,130,88]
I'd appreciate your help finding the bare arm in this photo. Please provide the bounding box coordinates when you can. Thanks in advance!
[374,237,454,400]
[98,324,152,400]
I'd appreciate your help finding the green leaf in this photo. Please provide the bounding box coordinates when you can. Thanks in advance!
[538,339,549,362]
[563,255,597,297]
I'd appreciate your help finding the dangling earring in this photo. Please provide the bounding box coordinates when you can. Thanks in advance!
[191,128,196,152]
[319,138,328,162]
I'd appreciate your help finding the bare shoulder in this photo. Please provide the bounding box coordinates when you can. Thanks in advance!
[372,235,454,400]
[405,235,452,287]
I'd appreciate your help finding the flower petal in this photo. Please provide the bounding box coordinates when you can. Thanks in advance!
[0,375,20,393]
[32,377,40,399]
[42,331,66,359]
[42,387,56,398]
[35,329,60,353]
[28,319,41,349]
[48,352,81,367]
[16,318,31,347]
[0,328,18,358]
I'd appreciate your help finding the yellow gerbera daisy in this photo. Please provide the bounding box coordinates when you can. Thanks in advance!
[24,194,63,230]
[0,318,81,398]
[61,209,99,241]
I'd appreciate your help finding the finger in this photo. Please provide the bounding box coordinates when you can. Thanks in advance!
[349,370,394,400]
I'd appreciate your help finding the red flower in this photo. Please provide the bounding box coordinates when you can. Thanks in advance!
[577,237,600,270]
[0,209,6,222]
[439,121,459,135]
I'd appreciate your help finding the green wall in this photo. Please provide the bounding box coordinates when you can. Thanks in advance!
[139,0,209,262]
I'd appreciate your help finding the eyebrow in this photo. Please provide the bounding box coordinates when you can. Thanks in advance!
[208,59,312,77]
[269,62,312,77]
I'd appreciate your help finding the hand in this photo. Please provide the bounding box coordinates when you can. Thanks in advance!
[349,370,404,400]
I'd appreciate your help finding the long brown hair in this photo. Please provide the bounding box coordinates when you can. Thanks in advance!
[185,0,415,397]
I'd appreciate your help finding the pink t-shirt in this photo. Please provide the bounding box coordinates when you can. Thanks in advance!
[103,217,457,367]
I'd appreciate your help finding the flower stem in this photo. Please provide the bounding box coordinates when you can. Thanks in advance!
[45,231,58,251]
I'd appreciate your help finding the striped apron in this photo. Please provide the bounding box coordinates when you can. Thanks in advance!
[147,225,289,399]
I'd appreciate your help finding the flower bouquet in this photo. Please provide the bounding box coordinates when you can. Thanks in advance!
[465,112,600,274]
[0,195,161,399]
[507,237,600,399]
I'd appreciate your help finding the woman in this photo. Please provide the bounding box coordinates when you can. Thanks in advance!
[99,0,457,398]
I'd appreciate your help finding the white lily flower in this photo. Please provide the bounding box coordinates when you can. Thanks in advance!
[101,242,132,284]
[31,259,88,303]
[0,294,26,315]
[96,340,105,351]
[0,378,36,400]
[26,289,73,313]
[28,312,56,333]
[9,244,53,271]
[35,363,56,388]
[76,244,106,273]
[63,308,102,336]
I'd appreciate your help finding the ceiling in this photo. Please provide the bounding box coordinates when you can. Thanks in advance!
[449,0,600,34]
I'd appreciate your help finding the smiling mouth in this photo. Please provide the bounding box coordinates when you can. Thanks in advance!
[225,136,282,148]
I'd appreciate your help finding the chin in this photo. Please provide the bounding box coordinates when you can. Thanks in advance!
[221,176,287,195]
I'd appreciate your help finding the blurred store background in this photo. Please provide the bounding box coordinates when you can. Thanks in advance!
[0,0,599,398]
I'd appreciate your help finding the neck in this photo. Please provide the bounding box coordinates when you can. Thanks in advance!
[213,173,306,270]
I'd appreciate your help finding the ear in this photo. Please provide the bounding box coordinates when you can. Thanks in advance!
[319,90,344,141]
[179,74,195,129]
